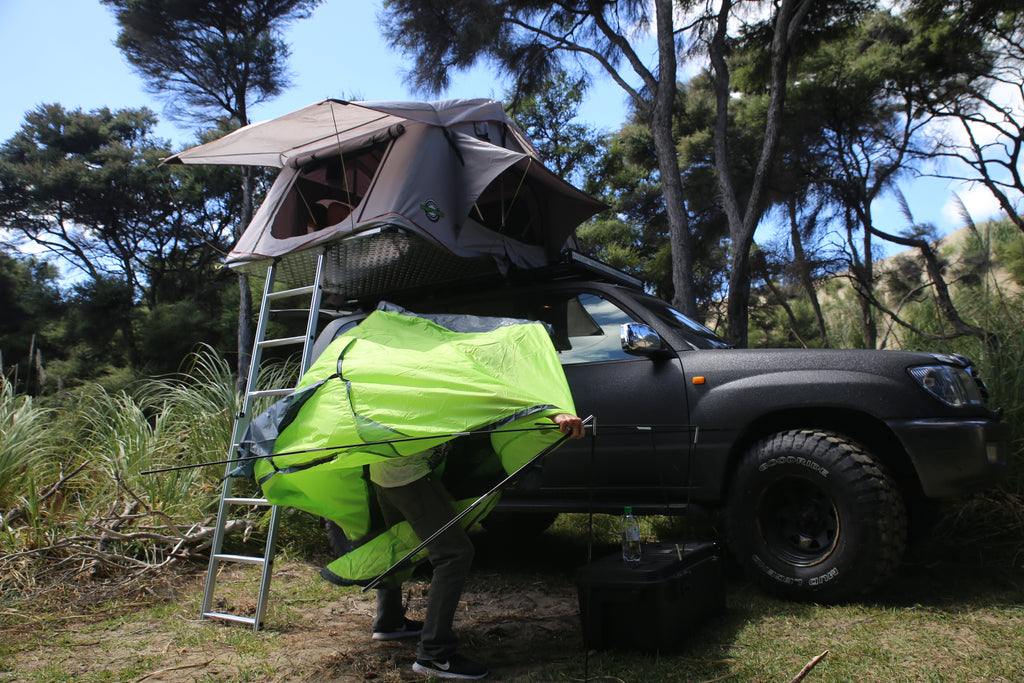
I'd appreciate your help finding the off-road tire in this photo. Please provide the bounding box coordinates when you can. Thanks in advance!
[725,429,907,602]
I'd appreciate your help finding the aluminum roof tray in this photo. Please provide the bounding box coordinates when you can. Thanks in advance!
[245,225,501,301]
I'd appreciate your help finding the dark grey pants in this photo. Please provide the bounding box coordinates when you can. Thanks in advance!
[372,473,475,662]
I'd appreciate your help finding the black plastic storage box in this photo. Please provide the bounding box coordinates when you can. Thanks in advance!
[575,541,725,652]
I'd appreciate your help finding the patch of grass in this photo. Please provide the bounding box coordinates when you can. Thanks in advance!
[100,656,164,683]
[21,662,70,683]
[0,641,16,674]
[543,578,1024,682]
[236,660,276,682]
[4,509,1024,682]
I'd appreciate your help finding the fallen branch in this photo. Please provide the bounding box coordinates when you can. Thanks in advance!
[132,658,215,682]
[787,650,829,683]
[0,509,256,600]
[2,462,88,527]
[90,500,139,577]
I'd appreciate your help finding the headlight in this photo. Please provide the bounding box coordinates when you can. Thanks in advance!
[908,364,985,407]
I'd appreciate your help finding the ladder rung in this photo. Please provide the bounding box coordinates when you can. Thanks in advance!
[267,284,316,300]
[203,611,257,626]
[258,335,307,348]
[215,553,266,566]
[247,388,294,399]
[224,497,271,506]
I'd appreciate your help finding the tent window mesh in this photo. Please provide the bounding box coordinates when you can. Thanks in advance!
[271,144,387,239]
[470,166,543,245]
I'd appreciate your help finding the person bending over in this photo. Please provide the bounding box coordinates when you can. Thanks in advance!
[371,413,584,680]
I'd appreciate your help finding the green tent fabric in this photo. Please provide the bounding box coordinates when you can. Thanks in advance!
[248,303,577,584]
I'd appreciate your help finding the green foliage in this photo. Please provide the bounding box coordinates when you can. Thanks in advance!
[1,343,302,528]
[71,384,206,516]
[580,82,731,306]
[0,105,240,390]
[0,104,237,298]
[508,72,602,187]
[749,295,826,349]
[103,0,323,124]
[136,298,235,376]
[0,347,275,601]
[0,376,56,508]
[0,106,241,390]
[136,344,240,469]
[986,220,1024,287]
[0,105,173,287]
[0,252,64,394]
[66,276,139,363]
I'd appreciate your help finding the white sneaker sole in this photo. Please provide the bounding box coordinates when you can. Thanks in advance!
[412,661,487,679]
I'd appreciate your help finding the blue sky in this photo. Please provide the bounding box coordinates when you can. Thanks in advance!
[0,0,632,145]
[0,0,1003,251]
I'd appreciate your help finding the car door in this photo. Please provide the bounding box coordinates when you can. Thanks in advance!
[529,289,693,507]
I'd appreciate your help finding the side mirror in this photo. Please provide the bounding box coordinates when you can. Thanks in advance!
[620,323,671,357]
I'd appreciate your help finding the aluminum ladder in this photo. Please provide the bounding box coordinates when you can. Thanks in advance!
[200,252,327,631]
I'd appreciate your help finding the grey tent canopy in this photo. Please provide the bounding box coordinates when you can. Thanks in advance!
[166,99,604,293]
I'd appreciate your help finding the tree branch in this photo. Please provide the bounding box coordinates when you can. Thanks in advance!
[505,14,645,105]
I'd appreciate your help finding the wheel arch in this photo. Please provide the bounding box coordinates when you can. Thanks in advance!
[723,407,924,504]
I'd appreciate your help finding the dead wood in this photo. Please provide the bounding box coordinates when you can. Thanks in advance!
[0,476,256,602]
[787,650,829,683]
[1,462,88,527]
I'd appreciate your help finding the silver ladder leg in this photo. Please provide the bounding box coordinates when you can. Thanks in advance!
[200,252,327,631]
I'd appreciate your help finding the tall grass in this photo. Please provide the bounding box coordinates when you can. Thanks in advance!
[136,344,240,473]
[0,376,57,509]
[2,345,303,524]
[0,346,314,596]
[72,383,214,517]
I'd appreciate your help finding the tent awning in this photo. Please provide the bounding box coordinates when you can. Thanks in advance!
[163,99,539,169]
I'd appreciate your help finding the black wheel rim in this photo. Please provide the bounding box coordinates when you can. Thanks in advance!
[757,477,839,566]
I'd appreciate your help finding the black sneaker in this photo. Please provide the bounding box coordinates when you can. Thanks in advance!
[372,617,423,641]
[412,654,488,679]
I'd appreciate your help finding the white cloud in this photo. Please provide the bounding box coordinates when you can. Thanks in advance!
[941,184,1006,226]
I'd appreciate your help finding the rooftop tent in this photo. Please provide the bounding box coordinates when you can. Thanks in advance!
[165,99,605,293]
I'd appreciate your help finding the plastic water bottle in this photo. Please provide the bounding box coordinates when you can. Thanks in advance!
[620,506,641,563]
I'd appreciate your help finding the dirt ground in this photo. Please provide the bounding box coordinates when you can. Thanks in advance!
[6,527,1024,682]
[2,533,606,682]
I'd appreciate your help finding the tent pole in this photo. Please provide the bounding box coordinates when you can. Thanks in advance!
[140,424,570,476]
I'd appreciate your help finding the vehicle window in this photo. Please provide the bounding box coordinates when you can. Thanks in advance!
[639,295,732,349]
[391,291,643,363]
[556,293,639,365]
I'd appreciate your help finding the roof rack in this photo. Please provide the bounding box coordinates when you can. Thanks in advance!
[237,230,643,305]
[556,250,643,289]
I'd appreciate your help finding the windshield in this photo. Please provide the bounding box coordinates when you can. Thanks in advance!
[638,295,732,350]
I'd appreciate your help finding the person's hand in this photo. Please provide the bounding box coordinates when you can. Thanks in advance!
[552,413,585,439]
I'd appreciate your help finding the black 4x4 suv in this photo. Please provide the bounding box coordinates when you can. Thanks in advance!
[315,252,1010,602]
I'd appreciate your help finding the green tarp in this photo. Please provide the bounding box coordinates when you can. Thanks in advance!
[241,303,576,584]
